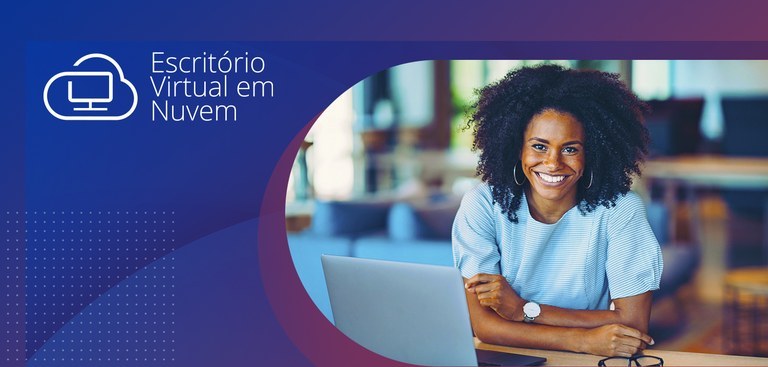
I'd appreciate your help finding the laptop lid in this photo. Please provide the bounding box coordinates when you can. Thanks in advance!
[321,255,546,366]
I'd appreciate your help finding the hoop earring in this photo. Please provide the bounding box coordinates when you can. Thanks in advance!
[585,170,593,189]
[513,162,525,186]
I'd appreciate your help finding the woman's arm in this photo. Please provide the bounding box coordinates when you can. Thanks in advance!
[465,273,654,333]
[536,292,653,333]
[464,277,654,357]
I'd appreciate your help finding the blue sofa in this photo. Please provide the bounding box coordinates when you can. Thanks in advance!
[287,193,699,323]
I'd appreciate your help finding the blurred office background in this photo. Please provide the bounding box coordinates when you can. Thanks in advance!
[286,60,768,356]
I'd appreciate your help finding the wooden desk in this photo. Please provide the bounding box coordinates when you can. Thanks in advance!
[476,338,768,366]
[642,156,768,301]
[643,155,768,242]
[643,156,768,190]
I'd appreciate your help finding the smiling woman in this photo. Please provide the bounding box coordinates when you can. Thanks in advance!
[453,65,663,357]
[520,109,585,223]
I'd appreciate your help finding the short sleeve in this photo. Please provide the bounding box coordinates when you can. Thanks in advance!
[452,185,501,279]
[605,192,664,299]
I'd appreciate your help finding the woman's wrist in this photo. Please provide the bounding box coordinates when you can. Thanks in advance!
[567,328,589,354]
[501,296,526,322]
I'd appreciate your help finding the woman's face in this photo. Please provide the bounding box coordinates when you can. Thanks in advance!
[521,109,586,206]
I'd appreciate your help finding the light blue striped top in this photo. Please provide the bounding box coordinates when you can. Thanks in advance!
[452,184,663,310]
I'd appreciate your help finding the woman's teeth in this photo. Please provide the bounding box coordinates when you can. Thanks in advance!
[538,173,565,183]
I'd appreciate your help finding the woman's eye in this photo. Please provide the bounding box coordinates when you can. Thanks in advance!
[563,146,579,154]
[532,144,546,151]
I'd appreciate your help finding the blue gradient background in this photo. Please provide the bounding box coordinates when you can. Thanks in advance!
[4,1,768,366]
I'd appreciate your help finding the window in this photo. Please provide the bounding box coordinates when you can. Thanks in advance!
[632,60,671,100]
[286,88,356,204]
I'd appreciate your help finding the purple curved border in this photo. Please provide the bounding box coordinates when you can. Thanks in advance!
[258,115,413,366]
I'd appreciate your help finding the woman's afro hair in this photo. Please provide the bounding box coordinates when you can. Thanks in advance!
[468,64,650,223]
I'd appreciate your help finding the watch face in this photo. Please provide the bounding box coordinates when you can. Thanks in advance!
[524,302,541,317]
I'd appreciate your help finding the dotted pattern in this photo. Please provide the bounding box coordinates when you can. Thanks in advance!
[3,211,176,365]
[2,212,26,366]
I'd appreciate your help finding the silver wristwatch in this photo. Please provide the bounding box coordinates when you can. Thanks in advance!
[523,301,541,323]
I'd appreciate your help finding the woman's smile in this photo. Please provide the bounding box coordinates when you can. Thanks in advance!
[534,172,570,185]
[521,109,585,211]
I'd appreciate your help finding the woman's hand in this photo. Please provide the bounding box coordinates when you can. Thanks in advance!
[465,273,525,321]
[579,324,654,357]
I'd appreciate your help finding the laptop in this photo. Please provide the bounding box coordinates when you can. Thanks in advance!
[321,255,547,366]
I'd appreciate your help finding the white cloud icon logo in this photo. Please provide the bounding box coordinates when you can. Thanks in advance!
[43,53,138,121]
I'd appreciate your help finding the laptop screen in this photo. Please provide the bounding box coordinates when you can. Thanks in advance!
[321,255,545,366]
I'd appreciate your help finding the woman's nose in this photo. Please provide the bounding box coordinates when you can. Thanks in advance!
[543,151,562,168]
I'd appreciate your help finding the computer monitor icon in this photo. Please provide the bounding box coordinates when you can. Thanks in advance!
[67,71,113,111]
